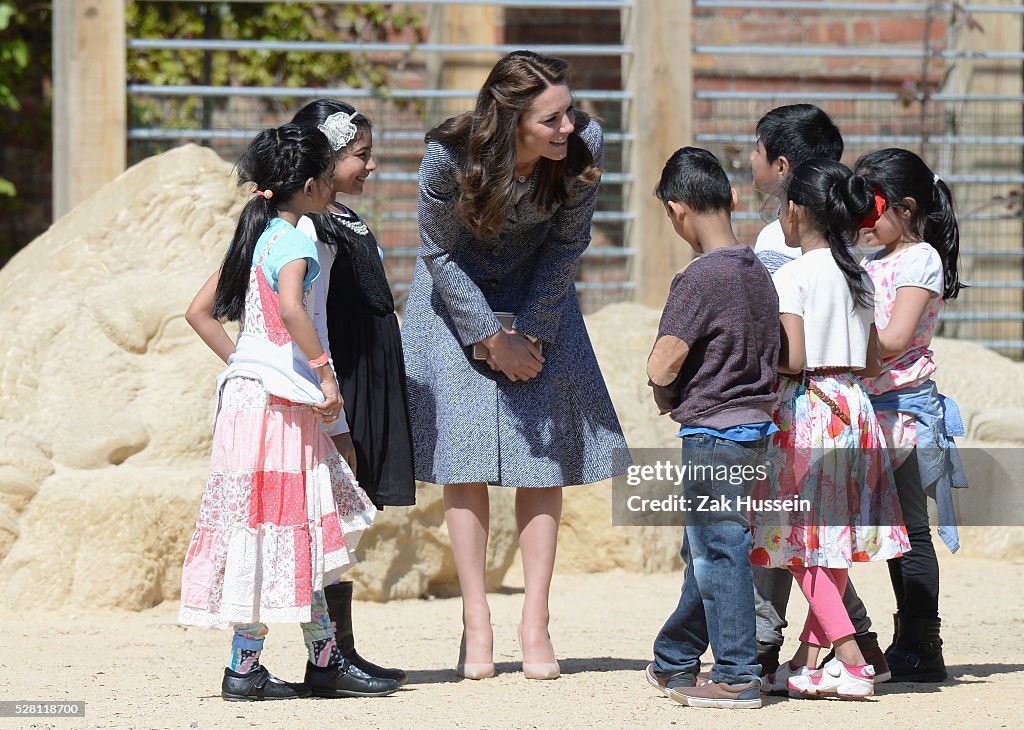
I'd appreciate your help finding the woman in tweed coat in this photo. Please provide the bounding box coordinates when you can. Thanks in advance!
[401,51,629,681]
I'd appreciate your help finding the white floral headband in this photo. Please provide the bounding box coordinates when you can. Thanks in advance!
[318,110,359,151]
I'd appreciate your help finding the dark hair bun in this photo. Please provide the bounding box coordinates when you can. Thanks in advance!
[826,173,873,230]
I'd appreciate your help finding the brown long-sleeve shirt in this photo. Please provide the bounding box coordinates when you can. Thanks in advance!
[647,245,780,428]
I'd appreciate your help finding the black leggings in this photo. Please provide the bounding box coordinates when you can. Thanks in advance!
[887,449,940,619]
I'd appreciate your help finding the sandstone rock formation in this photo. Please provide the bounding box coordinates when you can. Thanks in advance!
[0,145,244,610]
[0,145,522,608]
[0,144,1019,610]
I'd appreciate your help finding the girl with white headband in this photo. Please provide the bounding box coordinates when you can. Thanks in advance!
[292,99,416,690]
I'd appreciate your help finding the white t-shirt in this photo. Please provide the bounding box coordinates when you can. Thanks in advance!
[296,214,349,436]
[754,219,800,262]
[772,248,875,369]
[297,215,336,353]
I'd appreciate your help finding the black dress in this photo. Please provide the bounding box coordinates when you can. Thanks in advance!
[315,203,416,508]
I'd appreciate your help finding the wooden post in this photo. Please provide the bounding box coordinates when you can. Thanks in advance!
[622,0,693,308]
[425,4,501,124]
[52,0,126,218]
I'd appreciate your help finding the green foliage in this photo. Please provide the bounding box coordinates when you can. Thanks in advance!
[0,0,36,196]
[127,2,424,135]
[0,1,50,263]
[0,19,26,110]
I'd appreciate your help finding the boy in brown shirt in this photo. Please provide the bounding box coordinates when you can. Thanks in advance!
[645,147,779,709]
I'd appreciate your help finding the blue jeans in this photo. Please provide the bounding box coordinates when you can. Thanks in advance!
[652,434,766,685]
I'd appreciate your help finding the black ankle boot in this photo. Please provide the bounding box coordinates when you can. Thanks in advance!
[756,642,781,676]
[304,660,400,698]
[325,581,408,685]
[885,616,947,682]
[885,612,902,654]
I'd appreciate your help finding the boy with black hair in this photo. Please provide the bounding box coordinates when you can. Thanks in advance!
[644,147,779,710]
[746,105,889,685]
[750,104,843,274]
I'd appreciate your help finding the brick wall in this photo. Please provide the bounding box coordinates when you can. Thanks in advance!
[503,8,628,310]
[689,6,952,245]
[504,8,622,92]
[693,7,949,130]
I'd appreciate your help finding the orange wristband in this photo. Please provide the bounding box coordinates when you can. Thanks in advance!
[308,352,330,368]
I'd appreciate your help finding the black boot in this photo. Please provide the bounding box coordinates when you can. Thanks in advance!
[884,612,902,654]
[756,641,781,677]
[325,581,408,685]
[885,616,947,682]
[304,661,400,698]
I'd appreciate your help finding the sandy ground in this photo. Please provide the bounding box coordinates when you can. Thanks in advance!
[1,552,1022,730]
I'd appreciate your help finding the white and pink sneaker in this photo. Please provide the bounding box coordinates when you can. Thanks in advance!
[788,657,875,699]
[761,661,816,697]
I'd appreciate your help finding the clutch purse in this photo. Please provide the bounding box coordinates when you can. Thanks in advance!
[471,311,542,360]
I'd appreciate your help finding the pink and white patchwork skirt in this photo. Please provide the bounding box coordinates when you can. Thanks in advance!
[179,376,376,628]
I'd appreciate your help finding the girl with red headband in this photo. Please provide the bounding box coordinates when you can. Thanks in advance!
[841,148,967,683]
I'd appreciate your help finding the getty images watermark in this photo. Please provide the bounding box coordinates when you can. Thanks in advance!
[611,446,1024,528]
[621,460,810,517]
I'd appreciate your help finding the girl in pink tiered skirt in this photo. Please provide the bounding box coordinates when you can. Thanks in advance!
[179,123,394,701]
[178,376,374,629]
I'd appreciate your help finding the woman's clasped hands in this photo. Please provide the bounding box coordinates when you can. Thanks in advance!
[481,327,545,382]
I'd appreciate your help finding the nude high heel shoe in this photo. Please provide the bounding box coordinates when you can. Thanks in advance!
[518,624,560,680]
[456,631,495,680]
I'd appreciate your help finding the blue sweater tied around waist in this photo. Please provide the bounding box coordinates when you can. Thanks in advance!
[870,380,968,553]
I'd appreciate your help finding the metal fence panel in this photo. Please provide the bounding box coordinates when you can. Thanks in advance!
[127,1,633,314]
[129,1,1024,354]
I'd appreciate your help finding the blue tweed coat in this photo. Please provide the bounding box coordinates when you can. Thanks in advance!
[401,119,630,487]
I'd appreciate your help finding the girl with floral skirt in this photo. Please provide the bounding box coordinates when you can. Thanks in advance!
[749,159,910,700]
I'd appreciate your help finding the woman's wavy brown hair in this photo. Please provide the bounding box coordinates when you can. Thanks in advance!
[425,50,602,240]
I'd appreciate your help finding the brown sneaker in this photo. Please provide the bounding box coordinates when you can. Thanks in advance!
[668,680,762,709]
[819,632,891,683]
[645,663,697,696]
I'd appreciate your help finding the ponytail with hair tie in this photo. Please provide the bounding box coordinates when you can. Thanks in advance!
[213,123,334,322]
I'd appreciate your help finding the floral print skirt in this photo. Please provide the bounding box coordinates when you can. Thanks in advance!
[750,373,909,568]
[874,409,918,470]
[179,376,376,628]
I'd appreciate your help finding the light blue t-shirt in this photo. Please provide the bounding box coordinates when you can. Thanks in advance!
[254,218,320,292]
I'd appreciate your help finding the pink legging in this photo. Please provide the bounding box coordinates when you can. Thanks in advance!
[789,566,856,647]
